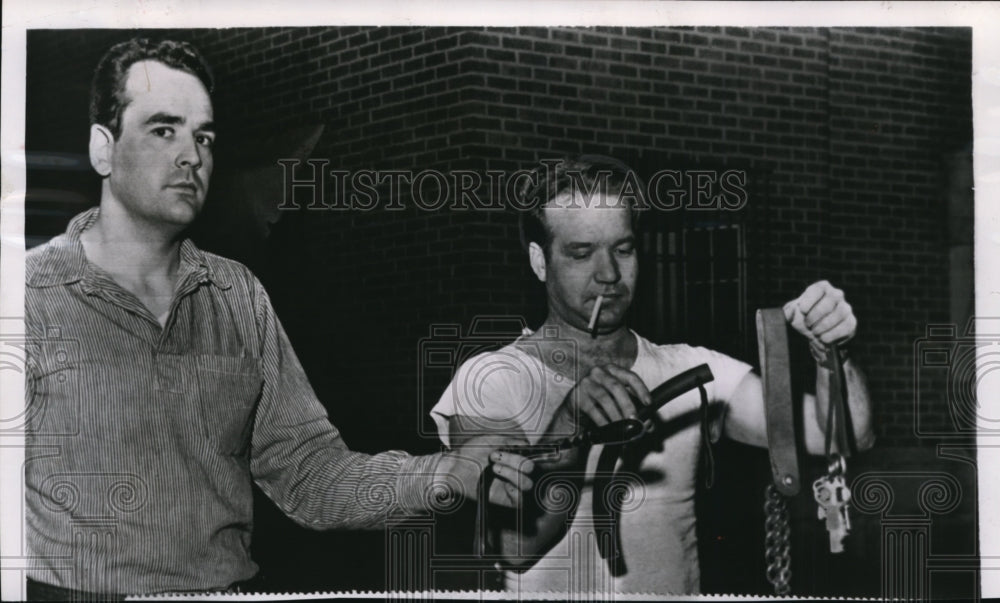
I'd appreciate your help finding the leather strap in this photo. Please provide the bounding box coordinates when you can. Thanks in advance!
[757,308,800,496]
[825,346,854,459]
[591,382,712,577]
[473,364,715,576]
[592,442,628,576]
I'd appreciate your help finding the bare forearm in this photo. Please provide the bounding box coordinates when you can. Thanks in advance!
[498,511,576,568]
[805,359,874,454]
[497,463,585,567]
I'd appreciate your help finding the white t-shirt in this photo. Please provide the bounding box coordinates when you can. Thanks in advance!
[431,330,753,596]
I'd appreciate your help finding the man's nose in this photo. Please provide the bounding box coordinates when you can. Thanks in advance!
[175,135,203,170]
[594,250,621,284]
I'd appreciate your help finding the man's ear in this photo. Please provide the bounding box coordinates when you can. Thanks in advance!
[89,124,114,177]
[528,242,547,282]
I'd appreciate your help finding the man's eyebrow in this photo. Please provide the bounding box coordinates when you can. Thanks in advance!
[142,115,214,132]
[565,235,634,247]
[143,112,184,126]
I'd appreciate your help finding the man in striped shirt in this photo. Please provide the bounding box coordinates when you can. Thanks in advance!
[24,38,534,599]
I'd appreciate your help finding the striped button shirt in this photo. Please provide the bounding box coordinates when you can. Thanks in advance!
[25,208,441,595]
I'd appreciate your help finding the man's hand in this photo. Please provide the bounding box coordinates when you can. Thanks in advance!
[780,280,873,453]
[435,434,535,508]
[549,364,651,437]
[783,280,857,350]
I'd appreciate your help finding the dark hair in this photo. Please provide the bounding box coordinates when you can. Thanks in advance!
[90,38,214,139]
[517,155,646,255]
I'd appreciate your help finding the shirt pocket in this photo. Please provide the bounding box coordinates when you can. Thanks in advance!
[26,339,80,436]
[195,354,263,456]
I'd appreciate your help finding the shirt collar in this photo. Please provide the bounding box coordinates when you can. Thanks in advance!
[27,207,231,290]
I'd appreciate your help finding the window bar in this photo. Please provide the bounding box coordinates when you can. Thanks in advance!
[708,226,716,344]
[667,231,677,340]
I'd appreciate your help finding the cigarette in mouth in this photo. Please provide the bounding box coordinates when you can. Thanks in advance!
[588,294,604,335]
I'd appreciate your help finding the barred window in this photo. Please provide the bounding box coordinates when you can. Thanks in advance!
[633,198,750,358]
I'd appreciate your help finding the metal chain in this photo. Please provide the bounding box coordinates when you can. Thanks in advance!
[763,483,792,596]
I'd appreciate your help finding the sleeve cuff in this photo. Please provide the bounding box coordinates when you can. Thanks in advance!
[394,452,448,516]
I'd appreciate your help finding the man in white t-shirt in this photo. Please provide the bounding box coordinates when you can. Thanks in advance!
[431,156,874,595]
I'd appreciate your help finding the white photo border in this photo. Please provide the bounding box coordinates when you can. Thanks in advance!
[2,1,998,600]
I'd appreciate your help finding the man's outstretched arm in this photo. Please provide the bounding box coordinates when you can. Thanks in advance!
[247,278,533,528]
[723,280,875,455]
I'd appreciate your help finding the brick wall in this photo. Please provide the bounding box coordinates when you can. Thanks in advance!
[826,28,971,444]
[265,27,967,453]
[26,25,972,452]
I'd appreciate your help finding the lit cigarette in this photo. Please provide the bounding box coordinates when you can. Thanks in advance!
[588,295,604,335]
